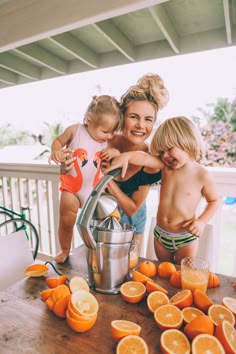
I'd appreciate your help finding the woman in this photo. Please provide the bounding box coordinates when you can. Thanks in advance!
[101,73,169,254]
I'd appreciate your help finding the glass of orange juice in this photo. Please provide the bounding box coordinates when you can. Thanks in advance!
[181,256,210,293]
[129,239,140,270]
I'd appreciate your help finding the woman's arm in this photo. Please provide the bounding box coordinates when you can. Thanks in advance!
[105,151,163,178]
[106,180,150,216]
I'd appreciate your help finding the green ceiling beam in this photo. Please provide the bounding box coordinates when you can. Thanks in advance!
[93,20,135,61]
[13,44,68,74]
[148,4,180,53]
[0,53,40,79]
[50,33,98,68]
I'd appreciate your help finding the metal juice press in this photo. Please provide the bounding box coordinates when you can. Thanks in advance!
[77,168,135,294]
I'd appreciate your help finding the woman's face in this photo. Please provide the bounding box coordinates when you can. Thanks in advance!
[123,101,156,144]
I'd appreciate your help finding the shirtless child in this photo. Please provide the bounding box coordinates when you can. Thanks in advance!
[105,116,219,264]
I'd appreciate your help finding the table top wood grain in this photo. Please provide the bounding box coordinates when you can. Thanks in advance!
[0,246,235,354]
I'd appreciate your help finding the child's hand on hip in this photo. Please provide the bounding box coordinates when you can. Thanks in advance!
[183,219,206,237]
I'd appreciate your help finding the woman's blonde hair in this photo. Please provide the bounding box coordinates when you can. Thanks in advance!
[120,73,169,118]
[150,116,205,161]
[84,95,123,131]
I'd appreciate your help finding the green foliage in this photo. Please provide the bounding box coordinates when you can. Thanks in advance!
[210,97,236,131]
[194,97,236,167]
[200,121,235,167]
[41,121,65,146]
[0,124,34,147]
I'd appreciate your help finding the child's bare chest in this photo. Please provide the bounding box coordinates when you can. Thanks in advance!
[162,169,202,197]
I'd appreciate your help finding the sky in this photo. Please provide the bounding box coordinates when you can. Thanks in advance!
[0,45,236,135]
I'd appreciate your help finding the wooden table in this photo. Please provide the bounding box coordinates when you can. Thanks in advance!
[0,246,235,354]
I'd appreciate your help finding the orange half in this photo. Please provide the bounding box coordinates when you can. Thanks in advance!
[120,281,146,304]
[111,320,141,342]
[24,263,48,277]
[160,329,190,354]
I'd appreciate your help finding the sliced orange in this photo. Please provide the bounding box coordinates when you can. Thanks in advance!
[192,334,225,354]
[147,290,169,314]
[24,263,48,277]
[193,289,213,312]
[146,280,168,295]
[53,294,71,318]
[222,297,236,316]
[69,275,90,293]
[66,311,97,332]
[70,290,99,317]
[116,335,148,354]
[67,300,96,321]
[208,304,235,326]
[184,315,214,340]
[160,329,190,354]
[207,272,220,288]
[45,284,71,311]
[154,304,183,330]
[182,307,205,323]
[157,262,176,278]
[46,275,67,288]
[215,320,236,354]
[110,320,141,342]
[132,270,154,284]
[40,288,53,302]
[138,260,157,277]
[120,281,146,304]
[169,289,193,309]
[110,208,121,220]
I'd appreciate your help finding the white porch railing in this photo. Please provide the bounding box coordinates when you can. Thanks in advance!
[0,163,236,275]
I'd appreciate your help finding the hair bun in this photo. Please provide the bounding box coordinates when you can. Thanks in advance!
[138,73,169,110]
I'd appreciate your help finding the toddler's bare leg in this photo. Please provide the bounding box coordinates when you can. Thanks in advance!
[54,191,81,263]
[154,238,174,262]
[175,239,198,265]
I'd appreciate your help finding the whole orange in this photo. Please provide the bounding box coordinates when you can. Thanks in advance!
[157,262,176,278]
[169,270,182,288]
[184,315,214,340]
[138,261,157,277]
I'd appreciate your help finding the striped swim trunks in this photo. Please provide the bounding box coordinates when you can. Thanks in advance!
[153,224,198,253]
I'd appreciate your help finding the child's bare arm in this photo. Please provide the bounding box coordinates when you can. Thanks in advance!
[105,151,163,178]
[183,171,219,237]
[197,173,219,228]
[48,125,76,165]
[101,147,120,161]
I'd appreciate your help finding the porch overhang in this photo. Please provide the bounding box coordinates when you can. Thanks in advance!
[0,0,235,89]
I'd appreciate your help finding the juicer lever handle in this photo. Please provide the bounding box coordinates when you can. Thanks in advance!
[76,168,121,250]
[106,167,122,178]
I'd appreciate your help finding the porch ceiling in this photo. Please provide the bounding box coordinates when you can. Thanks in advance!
[0,0,235,89]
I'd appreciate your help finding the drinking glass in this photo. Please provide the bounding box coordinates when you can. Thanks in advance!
[129,239,140,270]
[181,256,210,293]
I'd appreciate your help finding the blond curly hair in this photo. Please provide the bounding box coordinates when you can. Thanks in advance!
[120,73,169,117]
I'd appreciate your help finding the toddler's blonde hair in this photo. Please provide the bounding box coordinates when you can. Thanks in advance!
[151,116,205,161]
[84,95,123,131]
[120,73,169,119]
